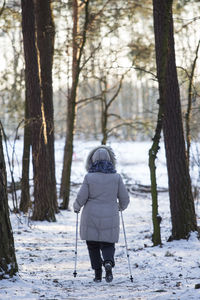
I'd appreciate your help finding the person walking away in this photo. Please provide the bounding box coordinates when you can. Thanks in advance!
[73,146,130,283]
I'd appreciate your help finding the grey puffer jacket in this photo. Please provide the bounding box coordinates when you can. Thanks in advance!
[73,146,130,243]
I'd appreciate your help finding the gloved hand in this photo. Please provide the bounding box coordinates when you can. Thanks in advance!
[118,203,122,211]
[73,201,80,213]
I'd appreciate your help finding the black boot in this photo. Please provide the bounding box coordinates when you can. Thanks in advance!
[93,268,102,282]
[105,261,113,283]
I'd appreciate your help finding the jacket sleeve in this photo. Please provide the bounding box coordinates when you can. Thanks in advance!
[117,174,130,211]
[73,175,89,212]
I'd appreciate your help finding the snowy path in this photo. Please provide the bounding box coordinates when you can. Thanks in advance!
[1,140,200,299]
[1,194,200,300]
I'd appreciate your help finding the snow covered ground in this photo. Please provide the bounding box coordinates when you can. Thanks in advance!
[1,139,200,300]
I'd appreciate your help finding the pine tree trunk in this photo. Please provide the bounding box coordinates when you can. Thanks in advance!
[34,0,58,213]
[153,0,197,240]
[0,129,18,279]
[21,0,56,221]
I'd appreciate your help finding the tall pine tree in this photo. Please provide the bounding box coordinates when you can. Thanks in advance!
[152,0,197,240]
[21,0,56,221]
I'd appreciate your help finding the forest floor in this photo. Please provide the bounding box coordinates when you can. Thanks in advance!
[0,140,200,299]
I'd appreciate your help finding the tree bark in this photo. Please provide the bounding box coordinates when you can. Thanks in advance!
[153,0,197,240]
[60,0,90,209]
[0,128,18,279]
[148,100,163,246]
[21,0,56,221]
[34,0,58,213]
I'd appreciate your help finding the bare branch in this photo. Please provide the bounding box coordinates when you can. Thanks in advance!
[88,0,112,24]
[107,74,124,108]
[177,66,190,79]
[76,93,102,105]
[106,119,153,136]
[175,16,200,34]
[79,27,119,72]
[0,120,21,212]
[134,66,157,78]
[79,40,102,71]
[77,0,112,71]
[107,121,137,135]
[76,0,90,73]
[107,113,122,119]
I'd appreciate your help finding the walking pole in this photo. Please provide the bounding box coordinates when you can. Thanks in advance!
[120,209,133,282]
[73,212,79,278]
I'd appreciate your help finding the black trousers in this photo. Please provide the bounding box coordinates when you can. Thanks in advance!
[86,241,115,270]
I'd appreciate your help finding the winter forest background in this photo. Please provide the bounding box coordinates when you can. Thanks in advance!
[1,1,200,140]
[1,0,200,299]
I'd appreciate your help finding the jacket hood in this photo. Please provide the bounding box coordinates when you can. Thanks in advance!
[92,148,110,163]
[85,145,116,171]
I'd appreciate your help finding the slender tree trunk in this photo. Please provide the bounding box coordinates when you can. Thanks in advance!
[60,0,90,209]
[153,0,197,240]
[20,96,31,213]
[21,0,56,221]
[60,0,79,209]
[34,0,58,213]
[100,74,125,145]
[148,101,163,246]
[88,58,98,139]
[0,128,18,279]
[91,98,98,139]
[185,40,200,163]
[101,96,108,145]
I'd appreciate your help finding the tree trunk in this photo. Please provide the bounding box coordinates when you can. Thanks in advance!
[101,96,108,145]
[34,0,58,213]
[60,96,77,209]
[20,93,31,213]
[185,40,200,164]
[59,0,79,209]
[21,0,56,221]
[153,0,197,240]
[0,129,18,279]
[148,101,163,246]
[60,0,90,209]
